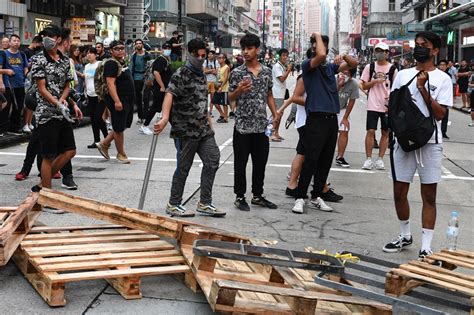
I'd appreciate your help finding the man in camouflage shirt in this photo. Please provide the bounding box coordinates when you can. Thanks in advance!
[229,34,279,211]
[30,25,81,195]
[154,38,225,218]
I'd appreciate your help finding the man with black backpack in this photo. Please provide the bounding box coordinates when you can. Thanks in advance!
[360,42,397,171]
[383,32,452,258]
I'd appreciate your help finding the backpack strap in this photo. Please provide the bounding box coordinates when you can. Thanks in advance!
[367,62,375,96]
[388,65,396,88]
[131,53,137,75]
[425,75,438,144]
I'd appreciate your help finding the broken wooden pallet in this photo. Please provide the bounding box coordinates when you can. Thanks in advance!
[385,249,474,314]
[12,225,190,306]
[0,193,41,266]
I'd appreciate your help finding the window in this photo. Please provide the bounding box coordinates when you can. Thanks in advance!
[389,0,395,12]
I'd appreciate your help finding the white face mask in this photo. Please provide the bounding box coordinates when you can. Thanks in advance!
[163,49,171,57]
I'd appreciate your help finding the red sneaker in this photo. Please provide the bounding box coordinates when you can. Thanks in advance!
[15,172,28,181]
[53,171,61,179]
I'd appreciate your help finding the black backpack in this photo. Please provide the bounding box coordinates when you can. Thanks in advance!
[388,71,437,153]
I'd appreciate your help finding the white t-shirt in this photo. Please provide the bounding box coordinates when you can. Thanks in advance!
[203,59,219,83]
[84,62,99,97]
[295,93,307,129]
[391,67,453,144]
[272,62,287,99]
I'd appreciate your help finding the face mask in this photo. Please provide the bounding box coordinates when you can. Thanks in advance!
[43,37,56,51]
[375,52,386,61]
[413,46,432,63]
[344,75,350,83]
[188,55,205,69]
[163,49,171,57]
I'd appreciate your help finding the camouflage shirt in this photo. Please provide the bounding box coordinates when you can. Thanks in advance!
[167,65,214,140]
[30,49,73,125]
[229,63,273,134]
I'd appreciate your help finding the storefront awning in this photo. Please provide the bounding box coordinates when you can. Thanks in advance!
[423,2,474,26]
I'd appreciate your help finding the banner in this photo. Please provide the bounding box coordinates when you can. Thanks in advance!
[257,10,271,26]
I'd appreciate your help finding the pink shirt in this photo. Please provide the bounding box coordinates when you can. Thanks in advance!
[361,63,397,113]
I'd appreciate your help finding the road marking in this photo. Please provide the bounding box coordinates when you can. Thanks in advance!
[1,151,472,181]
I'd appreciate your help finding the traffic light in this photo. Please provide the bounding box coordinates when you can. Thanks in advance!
[447,31,455,45]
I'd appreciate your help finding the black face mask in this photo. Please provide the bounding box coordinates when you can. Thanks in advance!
[413,46,432,63]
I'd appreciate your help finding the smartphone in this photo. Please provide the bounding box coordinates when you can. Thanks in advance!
[242,75,251,84]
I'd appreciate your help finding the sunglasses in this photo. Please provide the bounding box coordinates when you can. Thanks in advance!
[112,46,125,51]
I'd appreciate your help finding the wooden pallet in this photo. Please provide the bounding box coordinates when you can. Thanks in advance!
[180,227,391,314]
[0,193,41,266]
[385,249,474,314]
[12,225,190,306]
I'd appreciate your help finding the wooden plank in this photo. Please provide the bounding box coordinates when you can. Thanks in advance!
[21,234,160,247]
[25,240,175,257]
[0,193,39,246]
[0,207,17,212]
[0,213,9,225]
[432,252,474,265]
[24,229,148,240]
[408,260,474,282]
[400,264,474,289]
[30,224,124,233]
[35,250,181,265]
[441,249,474,259]
[39,255,186,272]
[48,265,190,282]
[216,298,293,314]
[429,253,474,269]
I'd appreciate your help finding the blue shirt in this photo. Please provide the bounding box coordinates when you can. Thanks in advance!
[131,53,146,81]
[302,59,340,114]
[1,50,28,88]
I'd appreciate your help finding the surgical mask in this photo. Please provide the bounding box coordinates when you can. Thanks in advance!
[188,55,205,69]
[163,49,171,57]
[43,37,56,51]
[375,52,386,61]
[413,46,432,63]
[344,75,350,83]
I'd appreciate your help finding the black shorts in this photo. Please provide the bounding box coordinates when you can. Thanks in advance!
[105,95,133,132]
[366,110,388,131]
[458,82,468,93]
[151,89,165,112]
[38,119,76,158]
[213,92,228,106]
[296,126,306,155]
[470,91,474,109]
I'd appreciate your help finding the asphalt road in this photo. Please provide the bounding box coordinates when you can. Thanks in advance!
[0,75,473,314]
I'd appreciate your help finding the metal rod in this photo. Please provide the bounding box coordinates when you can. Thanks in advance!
[138,133,158,209]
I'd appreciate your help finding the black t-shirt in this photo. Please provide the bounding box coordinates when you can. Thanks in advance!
[458,66,470,85]
[103,59,135,99]
[152,56,173,90]
[97,52,111,61]
[169,37,181,56]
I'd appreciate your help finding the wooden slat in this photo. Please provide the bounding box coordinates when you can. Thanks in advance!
[441,249,474,259]
[25,240,174,257]
[400,264,474,289]
[35,250,181,265]
[30,225,124,233]
[0,207,17,212]
[408,260,474,282]
[39,255,186,272]
[48,265,190,282]
[21,234,160,247]
[429,253,474,270]
[0,193,39,246]
[0,213,9,225]
[24,229,147,240]
[432,252,474,265]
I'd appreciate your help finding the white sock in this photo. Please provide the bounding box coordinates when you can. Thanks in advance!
[421,229,434,251]
[399,220,411,237]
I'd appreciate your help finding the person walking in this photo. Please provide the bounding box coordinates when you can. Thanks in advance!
[154,38,225,218]
[438,60,451,139]
[214,53,230,123]
[271,48,293,141]
[130,39,150,124]
[383,32,452,258]
[203,50,220,118]
[229,33,279,211]
[457,59,471,109]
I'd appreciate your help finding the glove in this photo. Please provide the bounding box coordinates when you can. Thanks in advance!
[58,103,75,123]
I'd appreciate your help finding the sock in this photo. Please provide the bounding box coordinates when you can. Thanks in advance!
[399,220,411,237]
[421,229,434,251]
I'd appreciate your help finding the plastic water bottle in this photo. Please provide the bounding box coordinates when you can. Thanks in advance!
[446,211,459,251]
[265,118,273,137]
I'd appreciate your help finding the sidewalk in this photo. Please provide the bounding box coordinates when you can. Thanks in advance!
[452,96,471,113]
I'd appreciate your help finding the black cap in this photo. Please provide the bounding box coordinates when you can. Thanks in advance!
[109,40,125,49]
[162,42,171,49]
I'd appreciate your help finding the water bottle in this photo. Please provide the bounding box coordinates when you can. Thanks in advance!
[446,211,459,251]
[265,118,273,137]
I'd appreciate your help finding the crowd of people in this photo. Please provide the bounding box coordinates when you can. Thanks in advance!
[1,24,471,259]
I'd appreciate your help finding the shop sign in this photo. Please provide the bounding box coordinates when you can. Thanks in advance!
[368,38,404,47]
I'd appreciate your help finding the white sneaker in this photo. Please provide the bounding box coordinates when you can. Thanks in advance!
[139,125,153,136]
[375,159,385,170]
[362,158,374,170]
[292,198,305,214]
[105,119,113,131]
[22,125,31,133]
[468,122,474,127]
[28,124,34,130]
[309,197,333,212]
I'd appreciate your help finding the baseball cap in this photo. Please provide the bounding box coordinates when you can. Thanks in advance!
[374,42,389,51]
[162,42,171,49]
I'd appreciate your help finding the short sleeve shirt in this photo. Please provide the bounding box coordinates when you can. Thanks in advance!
[166,66,213,140]
[272,62,287,99]
[338,78,359,110]
[361,63,398,113]
[229,64,273,134]
[1,50,28,88]
[152,56,173,90]
[30,49,74,125]
[103,59,135,99]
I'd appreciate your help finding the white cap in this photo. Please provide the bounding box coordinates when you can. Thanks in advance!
[374,42,389,51]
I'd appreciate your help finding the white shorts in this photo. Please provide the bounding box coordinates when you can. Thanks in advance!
[390,142,443,184]
[337,109,349,132]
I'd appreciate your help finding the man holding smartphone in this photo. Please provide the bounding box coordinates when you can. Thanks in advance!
[229,34,279,211]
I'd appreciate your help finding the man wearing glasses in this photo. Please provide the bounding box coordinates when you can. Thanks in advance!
[154,39,225,218]
[96,40,135,164]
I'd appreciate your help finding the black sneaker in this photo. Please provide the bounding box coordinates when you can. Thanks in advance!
[216,116,225,123]
[251,196,278,209]
[382,235,413,253]
[87,143,98,149]
[335,156,350,168]
[229,112,235,119]
[419,249,433,259]
[442,134,450,140]
[285,187,297,197]
[31,184,42,193]
[234,197,250,211]
[321,188,343,202]
[61,176,78,190]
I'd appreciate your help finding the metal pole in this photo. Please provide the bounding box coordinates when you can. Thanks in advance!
[138,133,159,210]
[282,0,286,48]
[262,0,266,52]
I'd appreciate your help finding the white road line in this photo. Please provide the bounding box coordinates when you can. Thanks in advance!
[0,151,472,181]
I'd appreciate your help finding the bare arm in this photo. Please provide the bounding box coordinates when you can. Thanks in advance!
[278,65,292,83]
[309,33,327,70]
[37,78,69,106]
[267,90,278,119]
[418,87,446,121]
[361,78,384,90]
[343,99,356,119]
[153,70,165,90]
[336,55,359,73]
[106,77,120,104]
[153,92,174,134]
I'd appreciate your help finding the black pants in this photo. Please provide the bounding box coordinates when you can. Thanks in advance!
[21,128,73,178]
[233,129,269,197]
[441,107,449,136]
[0,87,25,132]
[134,80,145,119]
[296,113,338,199]
[88,96,108,143]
